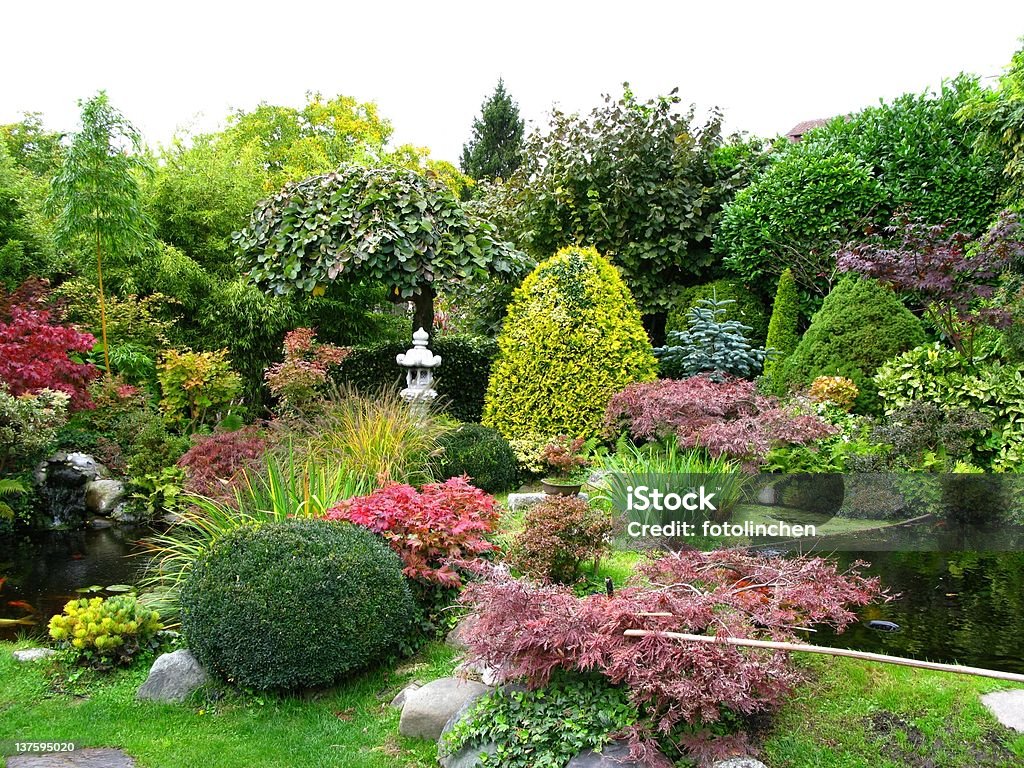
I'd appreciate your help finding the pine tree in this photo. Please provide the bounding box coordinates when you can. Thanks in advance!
[460,79,524,182]
[763,268,800,386]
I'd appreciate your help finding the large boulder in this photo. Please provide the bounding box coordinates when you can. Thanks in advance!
[12,648,56,663]
[399,677,491,740]
[982,689,1024,733]
[136,649,208,703]
[85,479,126,516]
[567,741,666,767]
[34,452,111,529]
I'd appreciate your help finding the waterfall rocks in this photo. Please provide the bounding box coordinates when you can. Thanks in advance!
[34,452,126,529]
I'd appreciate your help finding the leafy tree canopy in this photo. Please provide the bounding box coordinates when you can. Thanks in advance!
[0,112,64,177]
[461,79,525,182]
[234,163,528,333]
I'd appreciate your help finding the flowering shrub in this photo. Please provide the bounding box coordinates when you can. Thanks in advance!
[264,328,349,413]
[507,496,613,584]
[0,306,99,410]
[49,594,163,668]
[177,426,268,498]
[604,375,836,466]
[808,376,859,410]
[459,550,884,764]
[323,477,499,588]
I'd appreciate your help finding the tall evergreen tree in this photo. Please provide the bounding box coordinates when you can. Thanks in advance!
[460,79,524,182]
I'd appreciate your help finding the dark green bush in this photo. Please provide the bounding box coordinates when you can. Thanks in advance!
[779,276,926,412]
[763,268,800,388]
[435,423,519,493]
[180,518,414,691]
[666,278,769,343]
[334,334,498,423]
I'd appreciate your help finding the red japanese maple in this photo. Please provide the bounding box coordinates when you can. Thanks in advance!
[322,476,499,587]
[177,427,269,499]
[0,306,99,410]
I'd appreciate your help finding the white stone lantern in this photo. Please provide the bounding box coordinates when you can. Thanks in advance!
[396,327,441,413]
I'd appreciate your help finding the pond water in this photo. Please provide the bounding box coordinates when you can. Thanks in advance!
[0,526,148,641]
[1,526,1022,674]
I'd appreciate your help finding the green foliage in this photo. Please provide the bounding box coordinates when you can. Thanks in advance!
[666,278,768,343]
[779,277,926,412]
[655,295,769,380]
[0,385,69,474]
[47,91,155,372]
[334,334,497,423]
[0,141,57,289]
[48,594,162,668]
[460,79,524,182]
[130,466,188,520]
[504,85,732,318]
[763,268,800,384]
[718,77,1006,305]
[180,519,414,690]
[234,163,527,333]
[959,38,1024,202]
[808,376,860,410]
[158,348,242,430]
[0,112,64,177]
[441,673,638,768]
[717,146,883,306]
[483,246,658,443]
[0,476,28,521]
[434,423,519,494]
[875,342,1024,470]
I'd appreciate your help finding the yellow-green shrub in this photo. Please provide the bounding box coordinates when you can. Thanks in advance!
[48,594,162,667]
[808,375,859,410]
[483,246,657,443]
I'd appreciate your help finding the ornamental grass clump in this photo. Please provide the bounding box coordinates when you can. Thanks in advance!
[458,550,884,765]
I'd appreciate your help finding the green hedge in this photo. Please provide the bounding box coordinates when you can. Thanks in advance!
[333,334,498,423]
[435,423,519,494]
[180,519,413,691]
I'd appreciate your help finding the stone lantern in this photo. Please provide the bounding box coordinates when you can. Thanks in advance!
[396,327,441,413]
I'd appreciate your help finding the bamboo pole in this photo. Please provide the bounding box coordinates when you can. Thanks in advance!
[623,629,1024,684]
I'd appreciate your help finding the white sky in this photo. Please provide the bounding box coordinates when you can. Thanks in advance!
[3,1,1023,163]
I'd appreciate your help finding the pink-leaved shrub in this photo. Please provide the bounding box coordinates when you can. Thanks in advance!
[604,375,836,466]
[177,426,268,499]
[323,476,499,588]
[458,549,884,765]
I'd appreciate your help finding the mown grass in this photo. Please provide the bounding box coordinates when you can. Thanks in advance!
[0,640,457,768]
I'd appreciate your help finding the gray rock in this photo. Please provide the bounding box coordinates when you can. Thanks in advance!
[110,504,140,524]
[982,688,1024,733]
[90,518,113,529]
[712,759,769,768]
[756,484,778,505]
[439,742,498,768]
[390,681,422,709]
[399,677,492,740]
[136,649,208,703]
[508,491,589,512]
[65,452,107,481]
[567,740,664,767]
[85,479,125,515]
[454,658,501,687]
[446,614,478,651]
[7,748,135,767]
[12,648,56,663]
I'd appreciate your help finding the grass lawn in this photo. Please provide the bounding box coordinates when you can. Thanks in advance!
[0,640,457,768]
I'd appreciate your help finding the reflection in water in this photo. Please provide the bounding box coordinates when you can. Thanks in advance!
[0,527,146,640]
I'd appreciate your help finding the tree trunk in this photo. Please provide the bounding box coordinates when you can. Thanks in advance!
[412,284,436,337]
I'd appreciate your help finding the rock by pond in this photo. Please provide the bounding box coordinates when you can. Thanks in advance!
[399,676,492,740]
[136,649,208,703]
[34,452,114,529]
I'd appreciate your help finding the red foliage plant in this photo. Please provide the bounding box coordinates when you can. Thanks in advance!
[458,550,884,766]
[177,427,268,499]
[0,305,99,410]
[264,327,350,412]
[603,375,836,467]
[507,495,614,584]
[322,476,499,588]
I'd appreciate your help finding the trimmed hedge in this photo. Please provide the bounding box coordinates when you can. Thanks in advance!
[333,334,497,423]
[482,246,658,443]
[180,519,413,691]
[666,278,769,344]
[778,276,926,412]
[435,423,519,494]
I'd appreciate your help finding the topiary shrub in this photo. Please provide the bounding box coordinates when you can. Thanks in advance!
[666,278,768,343]
[778,276,925,412]
[482,246,657,443]
[435,423,519,493]
[763,268,800,388]
[180,518,413,691]
[334,334,497,423]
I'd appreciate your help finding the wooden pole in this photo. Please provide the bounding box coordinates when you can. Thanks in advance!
[623,629,1024,684]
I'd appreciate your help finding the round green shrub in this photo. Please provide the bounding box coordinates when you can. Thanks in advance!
[778,276,926,412]
[180,518,414,691]
[482,246,657,443]
[666,278,769,343]
[435,423,519,493]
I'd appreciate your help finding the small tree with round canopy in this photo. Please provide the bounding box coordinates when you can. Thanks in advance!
[233,163,528,334]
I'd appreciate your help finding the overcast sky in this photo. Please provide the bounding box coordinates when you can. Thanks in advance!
[3,1,1023,164]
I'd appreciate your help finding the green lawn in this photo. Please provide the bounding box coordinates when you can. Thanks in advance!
[0,640,457,768]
